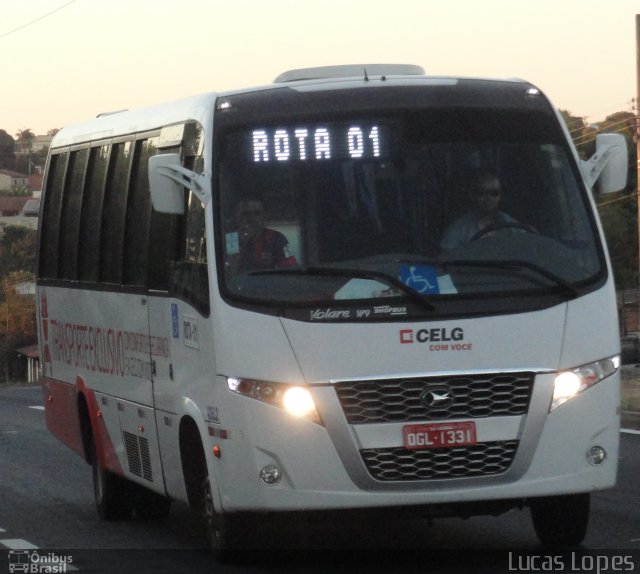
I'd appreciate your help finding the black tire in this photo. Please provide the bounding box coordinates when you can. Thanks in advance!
[91,441,134,520]
[180,420,239,556]
[530,493,590,548]
[201,476,235,554]
[133,485,172,520]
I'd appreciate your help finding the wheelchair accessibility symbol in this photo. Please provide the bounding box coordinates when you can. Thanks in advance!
[398,265,440,294]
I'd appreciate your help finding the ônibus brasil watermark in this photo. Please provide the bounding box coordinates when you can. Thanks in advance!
[7,550,73,574]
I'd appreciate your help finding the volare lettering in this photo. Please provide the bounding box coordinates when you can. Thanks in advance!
[310,308,351,320]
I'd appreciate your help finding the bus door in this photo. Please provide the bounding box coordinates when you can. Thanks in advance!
[107,136,178,493]
[148,190,212,499]
[105,291,166,489]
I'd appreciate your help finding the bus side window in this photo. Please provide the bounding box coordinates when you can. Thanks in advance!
[122,137,158,288]
[142,142,182,292]
[100,141,133,284]
[148,210,181,292]
[185,192,207,264]
[169,191,210,315]
[39,152,68,279]
[78,145,109,283]
[58,148,89,281]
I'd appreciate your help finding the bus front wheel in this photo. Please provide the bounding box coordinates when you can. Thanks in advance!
[530,493,590,548]
[201,476,234,553]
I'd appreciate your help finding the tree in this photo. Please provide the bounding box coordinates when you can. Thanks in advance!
[14,128,35,175]
[15,128,35,155]
[0,227,37,382]
[591,112,638,289]
[0,129,15,169]
[0,273,35,330]
[598,194,638,289]
[0,226,37,280]
[0,272,36,382]
[559,110,596,160]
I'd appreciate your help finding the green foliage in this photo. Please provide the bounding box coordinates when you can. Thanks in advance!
[598,194,639,289]
[0,226,36,278]
[559,110,596,160]
[0,272,36,382]
[14,128,35,152]
[0,227,37,381]
[593,112,639,289]
[0,185,31,196]
[0,129,15,169]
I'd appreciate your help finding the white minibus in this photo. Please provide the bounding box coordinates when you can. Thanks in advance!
[36,64,627,550]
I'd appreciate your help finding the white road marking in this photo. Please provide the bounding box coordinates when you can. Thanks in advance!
[0,538,38,549]
[29,406,45,411]
[621,428,640,435]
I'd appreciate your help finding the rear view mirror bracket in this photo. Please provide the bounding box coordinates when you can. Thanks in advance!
[149,153,210,213]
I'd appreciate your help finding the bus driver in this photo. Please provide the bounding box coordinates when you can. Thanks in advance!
[440,170,517,251]
[227,198,297,273]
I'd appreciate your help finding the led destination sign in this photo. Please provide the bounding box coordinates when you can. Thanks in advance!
[251,124,386,163]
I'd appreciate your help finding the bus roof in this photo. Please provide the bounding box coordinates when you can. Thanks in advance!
[50,91,219,149]
[49,67,536,150]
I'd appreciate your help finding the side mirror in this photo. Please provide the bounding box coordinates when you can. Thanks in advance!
[596,133,628,194]
[580,133,628,193]
[149,153,210,213]
[149,153,185,214]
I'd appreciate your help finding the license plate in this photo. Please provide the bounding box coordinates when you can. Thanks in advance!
[403,421,477,450]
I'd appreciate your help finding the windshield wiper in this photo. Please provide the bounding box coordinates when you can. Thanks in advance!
[248,266,435,311]
[441,259,580,299]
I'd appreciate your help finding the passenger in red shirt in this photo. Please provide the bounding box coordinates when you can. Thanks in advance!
[229,199,297,272]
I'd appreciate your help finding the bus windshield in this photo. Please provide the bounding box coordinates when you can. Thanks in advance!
[215,83,604,318]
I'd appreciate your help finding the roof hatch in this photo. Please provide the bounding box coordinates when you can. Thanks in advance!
[274,64,425,83]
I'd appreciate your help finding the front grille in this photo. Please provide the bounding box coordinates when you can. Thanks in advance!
[361,441,518,481]
[335,373,533,424]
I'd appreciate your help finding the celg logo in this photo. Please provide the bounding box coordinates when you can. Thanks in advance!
[399,327,464,344]
[420,386,454,410]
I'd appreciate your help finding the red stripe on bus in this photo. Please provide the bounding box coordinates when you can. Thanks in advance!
[40,376,124,475]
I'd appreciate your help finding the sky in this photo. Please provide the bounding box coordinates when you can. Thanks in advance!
[1,0,639,137]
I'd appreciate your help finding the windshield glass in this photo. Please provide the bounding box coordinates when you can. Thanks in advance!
[214,82,604,319]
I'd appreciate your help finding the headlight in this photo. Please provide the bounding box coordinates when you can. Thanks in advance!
[227,377,322,424]
[550,355,620,411]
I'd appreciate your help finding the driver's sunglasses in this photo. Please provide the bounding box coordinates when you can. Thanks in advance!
[476,188,501,198]
[238,208,264,217]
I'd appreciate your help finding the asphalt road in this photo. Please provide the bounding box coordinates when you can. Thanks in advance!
[0,384,639,573]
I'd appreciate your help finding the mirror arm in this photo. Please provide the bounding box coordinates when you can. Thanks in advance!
[155,165,210,205]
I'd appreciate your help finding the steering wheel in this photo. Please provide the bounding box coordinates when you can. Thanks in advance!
[470,221,538,242]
